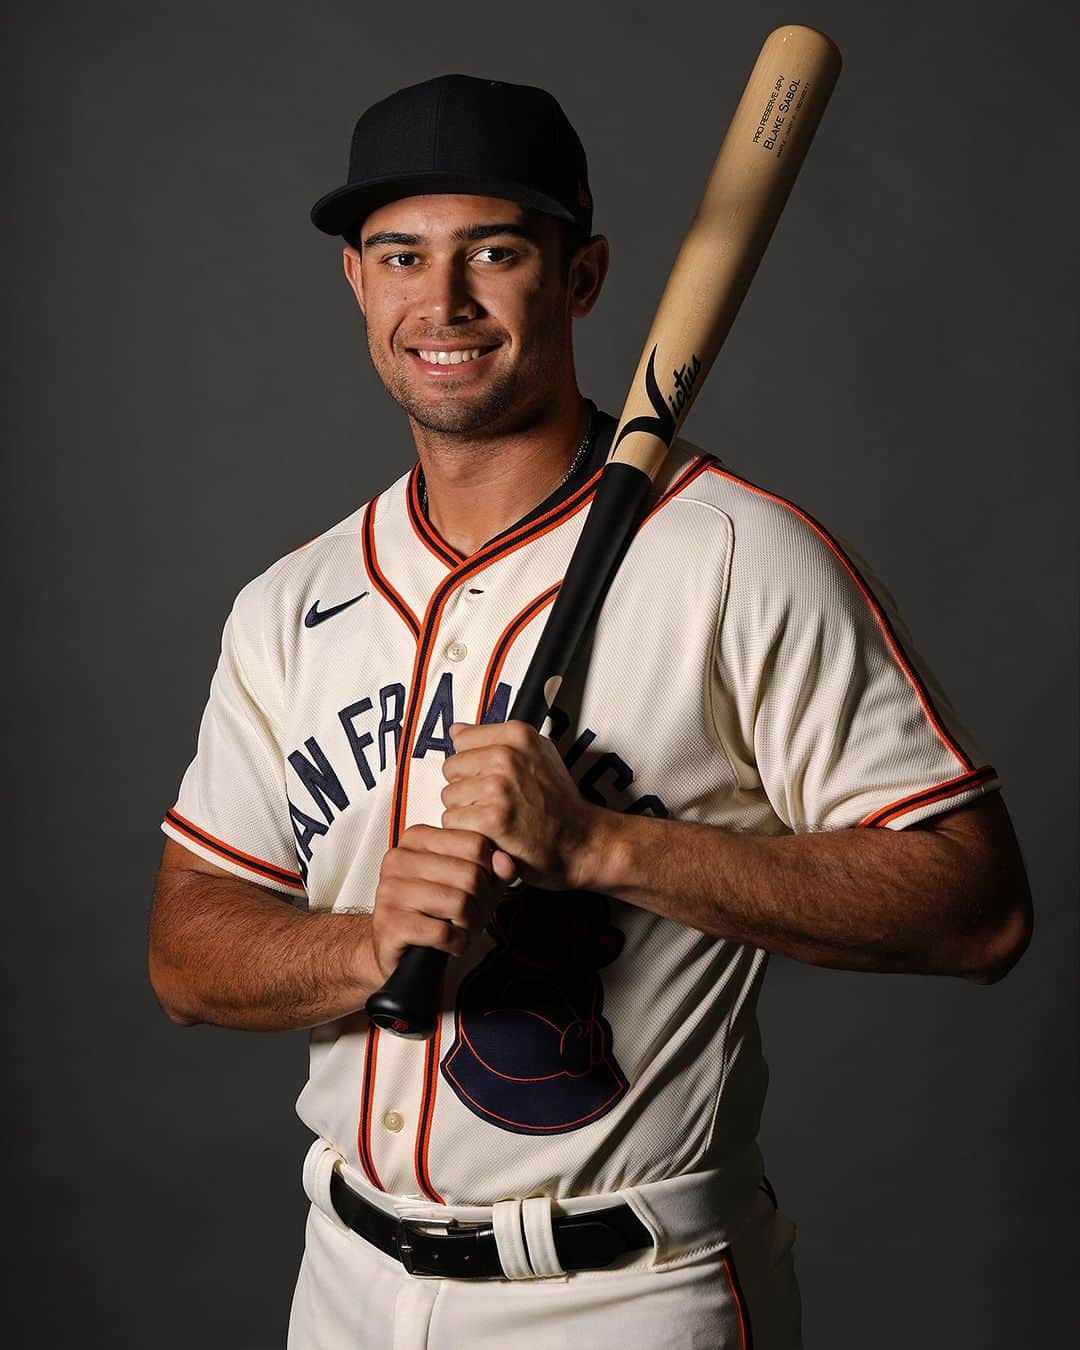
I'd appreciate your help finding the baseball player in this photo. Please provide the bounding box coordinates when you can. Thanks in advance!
[149,75,1032,1349]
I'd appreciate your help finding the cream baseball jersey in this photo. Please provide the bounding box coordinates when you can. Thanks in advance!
[162,408,999,1207]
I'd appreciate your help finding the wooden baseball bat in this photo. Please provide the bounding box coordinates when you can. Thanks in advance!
[366,24,842,1039]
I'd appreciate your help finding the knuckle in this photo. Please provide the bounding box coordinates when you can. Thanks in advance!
[401,823,435,844]
[470,834,492,863]
[505,721,532,749]
[381,880,411,913]
[379,850,411,883]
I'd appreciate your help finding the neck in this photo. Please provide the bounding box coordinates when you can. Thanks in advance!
[412,387,591,556]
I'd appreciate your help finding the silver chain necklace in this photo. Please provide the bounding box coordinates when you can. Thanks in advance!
[418,405,594,516]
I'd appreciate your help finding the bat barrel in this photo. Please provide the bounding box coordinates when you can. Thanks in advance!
[611,25,841,480]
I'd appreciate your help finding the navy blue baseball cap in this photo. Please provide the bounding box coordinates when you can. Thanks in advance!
[310,74,593,243]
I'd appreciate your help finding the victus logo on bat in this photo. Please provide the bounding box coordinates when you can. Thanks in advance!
[612,344,703,455]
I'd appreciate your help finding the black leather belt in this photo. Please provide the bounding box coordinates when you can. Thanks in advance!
[329,1168,652,1278]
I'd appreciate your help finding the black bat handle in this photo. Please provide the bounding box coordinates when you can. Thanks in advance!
[364,462,653,1039]
[365,945,448,1039]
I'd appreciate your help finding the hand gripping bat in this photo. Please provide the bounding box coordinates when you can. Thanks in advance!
[366,24,843,1039]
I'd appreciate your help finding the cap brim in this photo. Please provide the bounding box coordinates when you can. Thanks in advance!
[310,172,578,238]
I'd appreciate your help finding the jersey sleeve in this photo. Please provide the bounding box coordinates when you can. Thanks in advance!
[161,579,306,897]
[714,487,1000,832]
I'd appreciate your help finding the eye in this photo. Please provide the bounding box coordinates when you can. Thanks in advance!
[472,245,516,264]
[383,252,421,269]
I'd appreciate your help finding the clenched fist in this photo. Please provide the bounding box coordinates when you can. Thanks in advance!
[370,825,515,980]
[440,720,607,891]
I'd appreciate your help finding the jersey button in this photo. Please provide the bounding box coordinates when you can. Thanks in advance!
[382,1110,405,1133]
[445,641,467,662]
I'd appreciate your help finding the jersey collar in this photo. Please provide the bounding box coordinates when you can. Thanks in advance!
[406,400,617,567]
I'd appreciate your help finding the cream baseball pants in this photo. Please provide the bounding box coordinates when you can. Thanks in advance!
[288,1140,802,1350]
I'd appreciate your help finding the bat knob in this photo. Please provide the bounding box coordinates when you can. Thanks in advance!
[365,946,448,1040]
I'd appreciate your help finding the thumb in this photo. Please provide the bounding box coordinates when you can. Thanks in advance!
[490,848,519,884]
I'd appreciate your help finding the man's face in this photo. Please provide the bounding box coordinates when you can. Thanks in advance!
[344,194,597,436]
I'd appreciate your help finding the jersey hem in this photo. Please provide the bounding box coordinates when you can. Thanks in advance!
[857,765,1000,829]
[161,809,306,896]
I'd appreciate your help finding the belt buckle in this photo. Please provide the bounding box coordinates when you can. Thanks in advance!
[396,1215,494,1274]
[397,1214,462,1277]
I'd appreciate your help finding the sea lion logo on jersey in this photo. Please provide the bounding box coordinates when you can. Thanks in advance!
[440,888,628,1134]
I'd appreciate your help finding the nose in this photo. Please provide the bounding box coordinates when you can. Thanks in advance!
[419,255,479,326]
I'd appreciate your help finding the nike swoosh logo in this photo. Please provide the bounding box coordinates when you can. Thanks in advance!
[303,592,368,628]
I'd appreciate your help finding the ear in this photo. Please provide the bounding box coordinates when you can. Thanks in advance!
[568,235,610,318]
[342,246,365,315]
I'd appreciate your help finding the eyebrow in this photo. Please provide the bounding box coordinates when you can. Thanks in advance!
[361,222,539,250]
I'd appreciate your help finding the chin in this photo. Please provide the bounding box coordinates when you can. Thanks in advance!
[395,378,523,436]
[408,402,506,434]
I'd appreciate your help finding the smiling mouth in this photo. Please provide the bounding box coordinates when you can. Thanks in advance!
[408,345,498,367]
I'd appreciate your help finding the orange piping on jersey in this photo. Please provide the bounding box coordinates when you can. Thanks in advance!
[479,465,602,555]
[361,497,421,640]
[356,1025,385,1190]
[352,518,435,1191]
[360,472,605,1203]
[407,458,607,567]
[471,455,714,722]
[413,1009,445,1204]
[372,453,720,1193]
[475,584,562,720]
[704,465,975,773]
[721,1248,754,1349]
[858,765,998,828]
[163,809,305,891]
[353,580,445,1198]
[640,453,714,525]
[406,464,461,568]
[387,474,604,851]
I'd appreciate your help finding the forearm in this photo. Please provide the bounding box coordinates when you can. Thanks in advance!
[581,808,1024,979]
[149,870,383,1031]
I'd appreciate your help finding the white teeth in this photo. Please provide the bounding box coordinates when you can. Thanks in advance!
[416,348,485,366]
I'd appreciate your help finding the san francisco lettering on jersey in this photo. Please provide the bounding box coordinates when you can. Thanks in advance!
[286,676,670,880]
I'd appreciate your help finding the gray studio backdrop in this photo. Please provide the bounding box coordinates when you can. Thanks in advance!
[9,1,1077,1345]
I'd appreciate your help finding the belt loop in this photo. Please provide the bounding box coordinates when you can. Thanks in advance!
[301,1138,351,1234]
[522,1197,566,1278]
[492,1199,533,1280]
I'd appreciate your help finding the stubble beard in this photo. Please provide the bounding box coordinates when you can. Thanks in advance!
[368,334,562,437]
